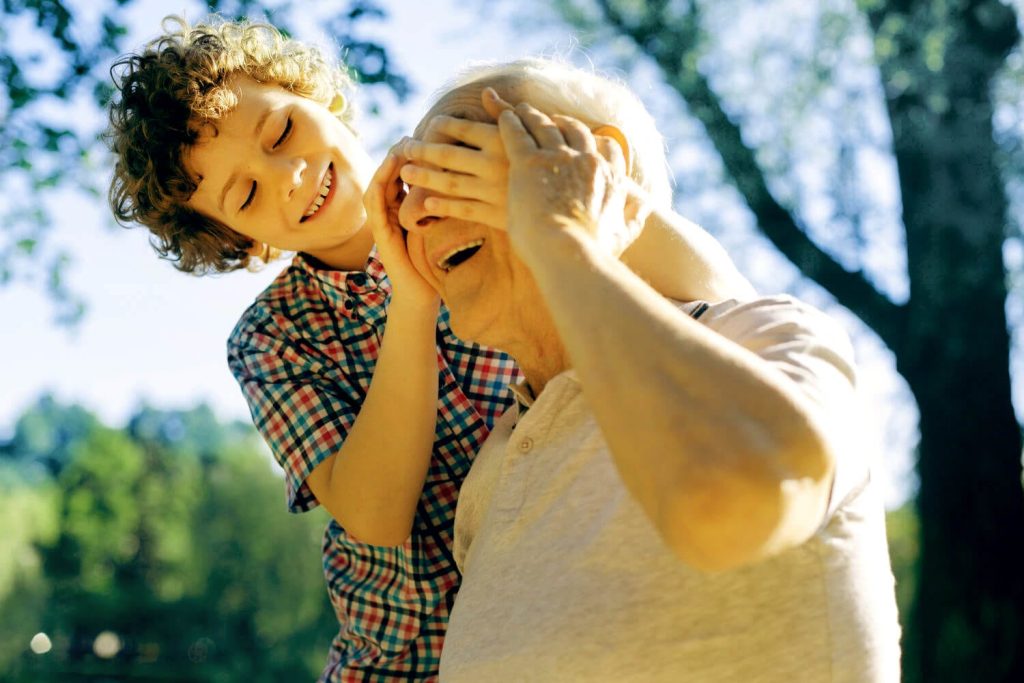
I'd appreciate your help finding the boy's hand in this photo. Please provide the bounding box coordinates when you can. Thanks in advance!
[364,146,440,308]
[399,115,509,231]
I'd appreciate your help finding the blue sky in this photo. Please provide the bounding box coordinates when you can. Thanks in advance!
[1,0,938,506]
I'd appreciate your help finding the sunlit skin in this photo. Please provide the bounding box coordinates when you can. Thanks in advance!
[393,82,754,370]
[397,83,573,389]
[184,75,375,270]
[394,87,835,572]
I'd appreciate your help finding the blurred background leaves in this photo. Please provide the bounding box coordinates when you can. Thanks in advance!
[1,399,337,681]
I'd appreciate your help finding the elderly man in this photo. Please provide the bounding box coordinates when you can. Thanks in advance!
[399,60,901,682]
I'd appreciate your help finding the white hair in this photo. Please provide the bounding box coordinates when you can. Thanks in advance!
[432,57,673,208]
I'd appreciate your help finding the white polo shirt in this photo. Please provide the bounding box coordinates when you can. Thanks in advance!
[440,296,901,682]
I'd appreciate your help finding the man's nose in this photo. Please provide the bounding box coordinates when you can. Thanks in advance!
[399,184,441,233]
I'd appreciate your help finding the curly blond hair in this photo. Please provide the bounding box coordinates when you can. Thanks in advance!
[107,15,356,274]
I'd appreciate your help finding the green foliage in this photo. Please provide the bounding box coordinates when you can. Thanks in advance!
[0,398,336,682]
[0,394,100,477]
[0,0,408,326]
[0,470,59,669]
[885,501,919,636]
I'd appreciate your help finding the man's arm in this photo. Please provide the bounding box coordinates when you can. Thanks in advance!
[498,105,837,573]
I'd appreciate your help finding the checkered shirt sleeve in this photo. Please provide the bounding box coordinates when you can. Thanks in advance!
[229,305,368,513]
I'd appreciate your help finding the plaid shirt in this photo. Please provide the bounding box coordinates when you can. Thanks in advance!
[227,249,519,681]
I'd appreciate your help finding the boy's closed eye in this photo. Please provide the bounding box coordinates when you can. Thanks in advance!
[273,116,293,148]
[240,116,295,211]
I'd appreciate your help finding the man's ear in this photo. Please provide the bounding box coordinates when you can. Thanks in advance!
[592,124,631,175]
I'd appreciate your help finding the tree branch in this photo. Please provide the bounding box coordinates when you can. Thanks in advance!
[596,0,904,350]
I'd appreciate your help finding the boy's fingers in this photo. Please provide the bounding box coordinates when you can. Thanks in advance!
[423,196,506,231]
[401,138,497,177]
[369,148,403,188]
[400,164,498,203]
[423,115,501,152]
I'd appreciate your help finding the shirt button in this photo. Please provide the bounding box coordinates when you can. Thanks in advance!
[518,437,533,453]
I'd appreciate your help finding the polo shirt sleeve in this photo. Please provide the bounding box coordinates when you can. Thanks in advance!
[228,311,363,514]
[694,295,868,522]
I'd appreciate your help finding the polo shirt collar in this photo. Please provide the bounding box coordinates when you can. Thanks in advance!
[509,379,536,410]
[509,369,581,416]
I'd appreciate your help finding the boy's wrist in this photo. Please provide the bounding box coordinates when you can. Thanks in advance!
[386,292,440,325]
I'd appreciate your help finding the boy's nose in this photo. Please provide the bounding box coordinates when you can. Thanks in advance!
[266,155,306,199]
[399,184,441,233]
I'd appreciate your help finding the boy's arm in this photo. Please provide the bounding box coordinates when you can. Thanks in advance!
[619,195,756,302]
[305,297,438,546]
[307,149,441,547]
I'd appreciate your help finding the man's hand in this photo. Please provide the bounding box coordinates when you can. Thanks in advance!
[496,102,637,261]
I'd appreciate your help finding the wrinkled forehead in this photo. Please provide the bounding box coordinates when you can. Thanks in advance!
[414,77,528,138]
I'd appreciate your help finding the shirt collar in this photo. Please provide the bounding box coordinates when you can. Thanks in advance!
[292,246,392,320]
[509,378,536,410]
[509,368,581,411]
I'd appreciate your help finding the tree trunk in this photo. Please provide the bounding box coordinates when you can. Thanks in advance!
[902,341,1024,682]
[886,9,1024,677]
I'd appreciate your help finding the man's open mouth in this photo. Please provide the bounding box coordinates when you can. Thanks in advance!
[436,239,484,272]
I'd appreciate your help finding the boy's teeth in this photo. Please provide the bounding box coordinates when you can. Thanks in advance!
[303,168,333,218]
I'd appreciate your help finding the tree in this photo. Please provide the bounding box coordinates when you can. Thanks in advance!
[534,0,1024,680]
[1,400,336,682]
[0,0,408,324]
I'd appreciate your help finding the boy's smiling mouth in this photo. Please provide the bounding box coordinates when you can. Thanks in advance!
[301,163,335,222]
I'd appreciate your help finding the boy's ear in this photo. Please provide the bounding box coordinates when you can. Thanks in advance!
[329,93,346,115]
[592,124,632,175]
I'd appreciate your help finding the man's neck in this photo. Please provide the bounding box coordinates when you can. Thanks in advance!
[511,335,571,398]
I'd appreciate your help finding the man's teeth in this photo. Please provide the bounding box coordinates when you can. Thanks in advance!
[303,168,333,219]
[437,239,484,271]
